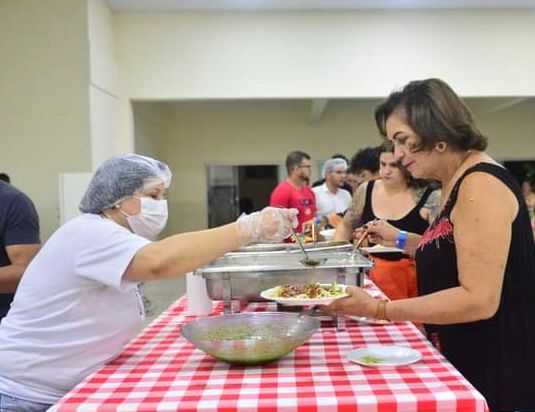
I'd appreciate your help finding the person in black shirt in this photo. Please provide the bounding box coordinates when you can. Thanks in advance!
[0,180,41,320]
[335,143,439,301]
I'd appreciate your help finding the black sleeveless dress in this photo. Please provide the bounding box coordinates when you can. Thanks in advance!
[415,163,535,411]
[363,180,433,258]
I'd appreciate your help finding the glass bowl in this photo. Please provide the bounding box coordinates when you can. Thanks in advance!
[181,312,320,365]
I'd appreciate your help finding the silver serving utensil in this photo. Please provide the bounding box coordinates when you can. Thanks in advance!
[291,228,322,267]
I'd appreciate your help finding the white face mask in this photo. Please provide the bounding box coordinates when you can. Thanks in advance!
[120,197,168,240]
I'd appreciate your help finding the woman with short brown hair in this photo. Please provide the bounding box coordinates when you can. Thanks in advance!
[327,78,535,411]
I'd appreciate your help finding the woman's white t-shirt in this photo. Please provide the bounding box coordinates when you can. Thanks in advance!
[0,214,151,404]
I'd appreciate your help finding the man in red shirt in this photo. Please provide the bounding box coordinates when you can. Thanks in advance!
[270,151,316,234]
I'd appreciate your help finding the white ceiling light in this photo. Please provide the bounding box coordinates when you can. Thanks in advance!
[104,0,535,12]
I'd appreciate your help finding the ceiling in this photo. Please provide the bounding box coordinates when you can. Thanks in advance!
[104,0,535,12]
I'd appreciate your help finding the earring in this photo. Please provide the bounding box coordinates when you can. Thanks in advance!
[436,142,447,152]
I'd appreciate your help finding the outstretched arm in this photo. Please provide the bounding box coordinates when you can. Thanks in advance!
[325,172,516,325]
[123,207,298,282]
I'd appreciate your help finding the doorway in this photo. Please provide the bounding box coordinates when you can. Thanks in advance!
[206,165,282,228]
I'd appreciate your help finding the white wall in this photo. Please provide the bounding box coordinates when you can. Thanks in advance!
[117,10,535,234]
[133,98,535,235]
[115,10,535,100]
[0,0,91,239]
[133,103,176,235]
[89,87,119,169]
[88,0,125,168]
[2,5,534,239]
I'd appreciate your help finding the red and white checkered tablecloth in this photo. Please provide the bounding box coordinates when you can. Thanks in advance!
[50,289,489,412]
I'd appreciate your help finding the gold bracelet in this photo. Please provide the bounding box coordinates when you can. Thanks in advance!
[374,299,390,322]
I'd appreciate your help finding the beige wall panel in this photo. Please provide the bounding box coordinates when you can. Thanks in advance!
[0,0,91,239]
[115,11,535,100]
[134,99,535,236]
[475,107,535,161]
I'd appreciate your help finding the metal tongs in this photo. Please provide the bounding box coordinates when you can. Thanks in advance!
[355,228,369,249]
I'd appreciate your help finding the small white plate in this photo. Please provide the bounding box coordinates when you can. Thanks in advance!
[260,284,349,306]
[347,345,422,367]
[360,245,404,254]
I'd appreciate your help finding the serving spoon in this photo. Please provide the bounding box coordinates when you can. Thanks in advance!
[292,228,325,267]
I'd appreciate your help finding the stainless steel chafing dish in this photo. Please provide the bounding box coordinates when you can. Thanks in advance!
[194,241,374,316]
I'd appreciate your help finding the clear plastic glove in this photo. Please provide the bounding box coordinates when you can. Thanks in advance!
[236,207,298,244]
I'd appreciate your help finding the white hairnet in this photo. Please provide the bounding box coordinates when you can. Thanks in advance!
[79,153,172,214]
[321,158,347,179]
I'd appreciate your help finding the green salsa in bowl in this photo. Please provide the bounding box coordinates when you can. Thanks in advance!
[181,312,320,366]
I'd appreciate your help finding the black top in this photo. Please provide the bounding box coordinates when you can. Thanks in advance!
[415,163,535,411]
[0,181,40,311]
[362,180,432,259]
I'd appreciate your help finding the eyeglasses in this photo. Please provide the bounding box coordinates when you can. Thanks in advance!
[298,165,312,169]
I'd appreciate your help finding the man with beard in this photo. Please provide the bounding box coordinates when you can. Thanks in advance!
[270,151,316,234]
[311,154,354,195]
[313,158,351,217]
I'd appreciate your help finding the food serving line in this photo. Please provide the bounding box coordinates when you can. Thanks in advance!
[50,242,488,411]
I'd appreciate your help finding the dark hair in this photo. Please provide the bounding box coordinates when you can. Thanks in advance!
[375,78,487,153]
[331,153,348,163]
[0,173,10,183]
[349,146,381,174]
[285,151,310,174]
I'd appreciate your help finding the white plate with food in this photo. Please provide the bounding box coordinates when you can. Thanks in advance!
[360,244,404,254]
[260,281,349,306]
[347,345,421,367]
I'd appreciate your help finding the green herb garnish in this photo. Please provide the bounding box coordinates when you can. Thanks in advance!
[359,355,383,364]
[202,325,275,341]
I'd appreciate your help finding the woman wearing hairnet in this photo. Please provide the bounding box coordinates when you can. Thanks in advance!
[0,154,297,411]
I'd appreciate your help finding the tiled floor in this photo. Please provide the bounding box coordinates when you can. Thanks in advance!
[140,276,186,328]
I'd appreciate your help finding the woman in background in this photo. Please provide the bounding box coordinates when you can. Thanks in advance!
[335,143,439,300]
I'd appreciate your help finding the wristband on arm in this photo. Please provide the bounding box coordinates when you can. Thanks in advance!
[396,230,408,250]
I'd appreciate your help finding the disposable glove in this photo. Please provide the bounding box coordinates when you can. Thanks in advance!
[236,207,298,244]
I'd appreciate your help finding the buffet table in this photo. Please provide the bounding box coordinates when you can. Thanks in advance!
[50,294,489,411]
